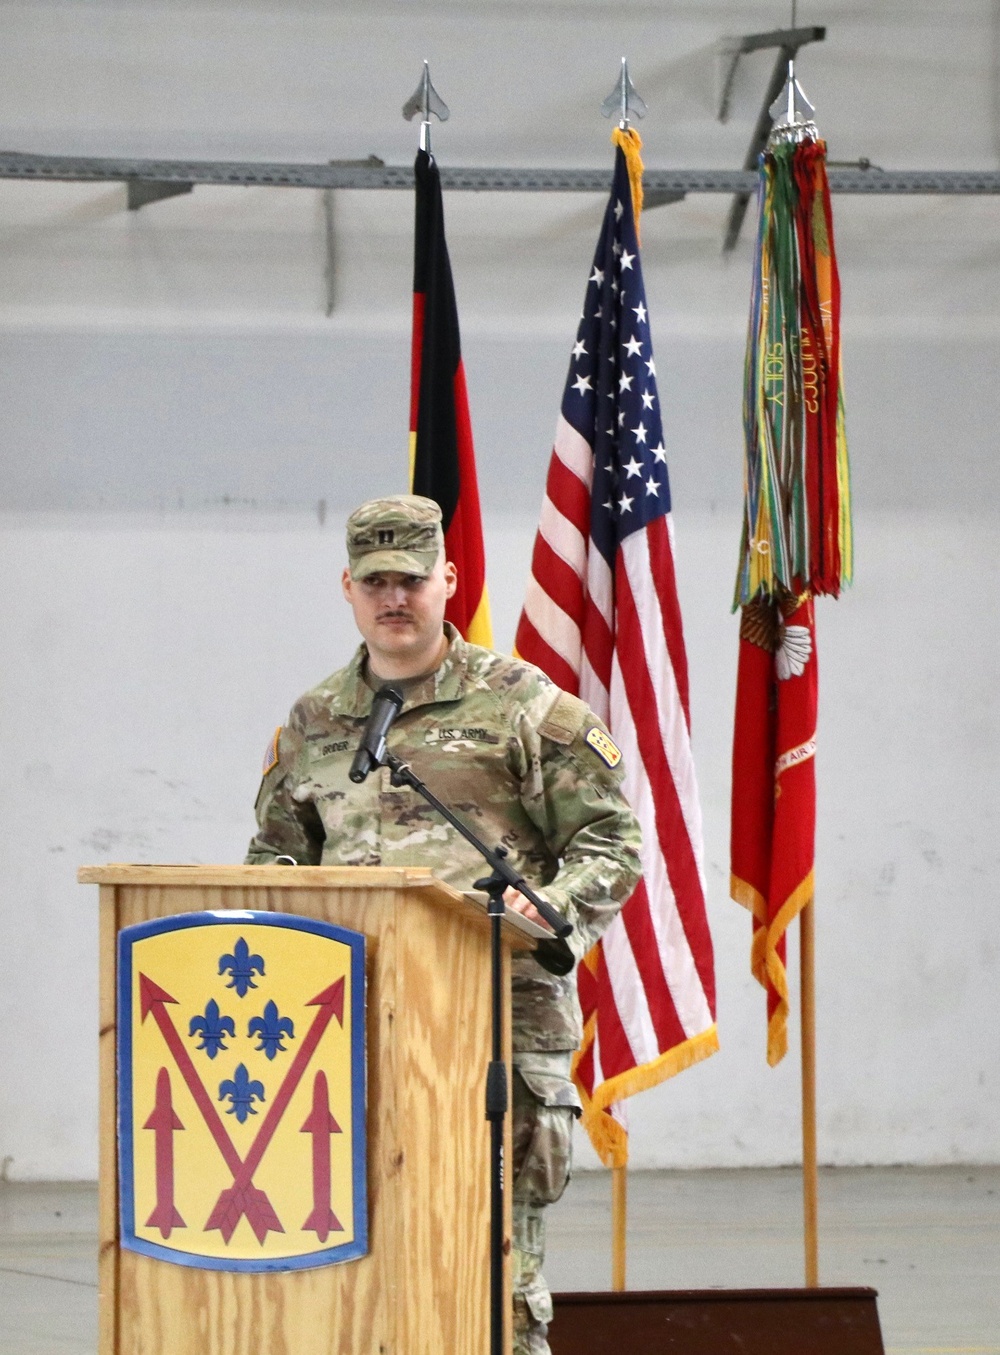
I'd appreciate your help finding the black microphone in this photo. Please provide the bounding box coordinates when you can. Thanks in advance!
[349,685,405,783]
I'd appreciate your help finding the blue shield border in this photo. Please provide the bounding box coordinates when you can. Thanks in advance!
[117,909,367,1272]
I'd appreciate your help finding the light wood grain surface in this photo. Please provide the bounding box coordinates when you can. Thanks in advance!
[79,863,535,951]
[92,870,513,1355]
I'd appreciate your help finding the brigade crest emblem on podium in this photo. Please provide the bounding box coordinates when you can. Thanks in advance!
[117,910,367,1270]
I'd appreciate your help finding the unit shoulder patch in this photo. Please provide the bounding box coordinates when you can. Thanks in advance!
[584,726,622,768]
[262,727,282,776]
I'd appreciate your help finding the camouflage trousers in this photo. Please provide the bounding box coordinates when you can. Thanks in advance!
[511,1055,579,1355]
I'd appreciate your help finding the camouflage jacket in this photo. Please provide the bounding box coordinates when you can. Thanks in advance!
[246,626,642,1053]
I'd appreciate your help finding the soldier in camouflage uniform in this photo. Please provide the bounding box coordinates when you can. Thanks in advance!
[247,494,641,1354]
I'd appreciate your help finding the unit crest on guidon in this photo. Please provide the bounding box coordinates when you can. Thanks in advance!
[117,911,367,1271]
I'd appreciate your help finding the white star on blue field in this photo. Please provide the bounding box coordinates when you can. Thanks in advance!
[560,151,672,568]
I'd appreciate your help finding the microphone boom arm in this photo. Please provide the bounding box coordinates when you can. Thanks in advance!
[383,752,573,942]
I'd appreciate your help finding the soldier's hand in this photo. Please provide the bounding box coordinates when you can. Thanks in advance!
[503,886,554,932]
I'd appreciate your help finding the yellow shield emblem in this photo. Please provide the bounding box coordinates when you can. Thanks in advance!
[118,911,366,1271]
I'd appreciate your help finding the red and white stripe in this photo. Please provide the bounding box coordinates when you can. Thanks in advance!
[517,414,717,1139]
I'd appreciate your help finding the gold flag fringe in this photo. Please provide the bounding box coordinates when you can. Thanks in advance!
[611,126,644,244]
[573,1024,720,1168]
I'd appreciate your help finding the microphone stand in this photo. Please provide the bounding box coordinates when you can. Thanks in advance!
[382,750,572,1355]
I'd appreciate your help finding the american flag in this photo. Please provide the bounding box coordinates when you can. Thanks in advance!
[515,133,718,1165]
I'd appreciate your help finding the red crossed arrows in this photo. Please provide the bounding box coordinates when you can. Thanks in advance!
[139,972,345,1245]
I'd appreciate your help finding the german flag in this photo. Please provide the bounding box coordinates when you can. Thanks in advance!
[409,148,492,646]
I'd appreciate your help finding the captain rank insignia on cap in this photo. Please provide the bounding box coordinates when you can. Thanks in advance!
[585,726,622,768]
[262,727,282,776]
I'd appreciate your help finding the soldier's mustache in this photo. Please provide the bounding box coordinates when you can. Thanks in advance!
[377,608,412,620]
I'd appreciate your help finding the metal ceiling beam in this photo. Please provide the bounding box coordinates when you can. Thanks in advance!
[717,25,826,125]
[1,150,999,199]
[126,179,193,211]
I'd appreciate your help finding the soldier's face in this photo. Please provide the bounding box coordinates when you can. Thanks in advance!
[341,552,457,677]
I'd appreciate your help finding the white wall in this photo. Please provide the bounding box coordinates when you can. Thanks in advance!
[1,0,998,1179]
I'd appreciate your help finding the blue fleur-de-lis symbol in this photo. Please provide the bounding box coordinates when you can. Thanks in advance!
[218,937,265,998]
[188,998,236,1058]
[218,1064,265,1124]
[248,1000,295,1061]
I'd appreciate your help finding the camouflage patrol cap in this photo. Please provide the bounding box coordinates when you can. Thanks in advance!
[346,493,445,580]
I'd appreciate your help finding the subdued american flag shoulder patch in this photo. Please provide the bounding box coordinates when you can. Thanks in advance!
[262,727,282,776]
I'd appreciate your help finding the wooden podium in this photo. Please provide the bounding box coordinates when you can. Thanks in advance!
[80,863,532,1355]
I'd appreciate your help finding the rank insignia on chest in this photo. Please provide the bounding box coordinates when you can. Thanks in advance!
[584,726,623,768]
[117,911,367,1271]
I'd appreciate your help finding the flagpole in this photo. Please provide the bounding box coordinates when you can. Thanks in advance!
[800,900,819,1285]
[787,7,821,1281]
[611,1164,627,1290]
[516,54,718,1307]
[730,41,844,1290]
[599,57,646,1299]
[405,60,506,1350]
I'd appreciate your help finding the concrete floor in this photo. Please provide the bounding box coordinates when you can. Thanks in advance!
[546,1166,1000,1355]
[1,1167,997,1354]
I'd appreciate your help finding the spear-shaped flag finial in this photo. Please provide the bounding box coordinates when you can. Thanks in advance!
[600,57,647,130]
[768,58,817,144]
[402,60,450,154]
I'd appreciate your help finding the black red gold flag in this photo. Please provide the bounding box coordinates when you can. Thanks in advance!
[409,148,492,645]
